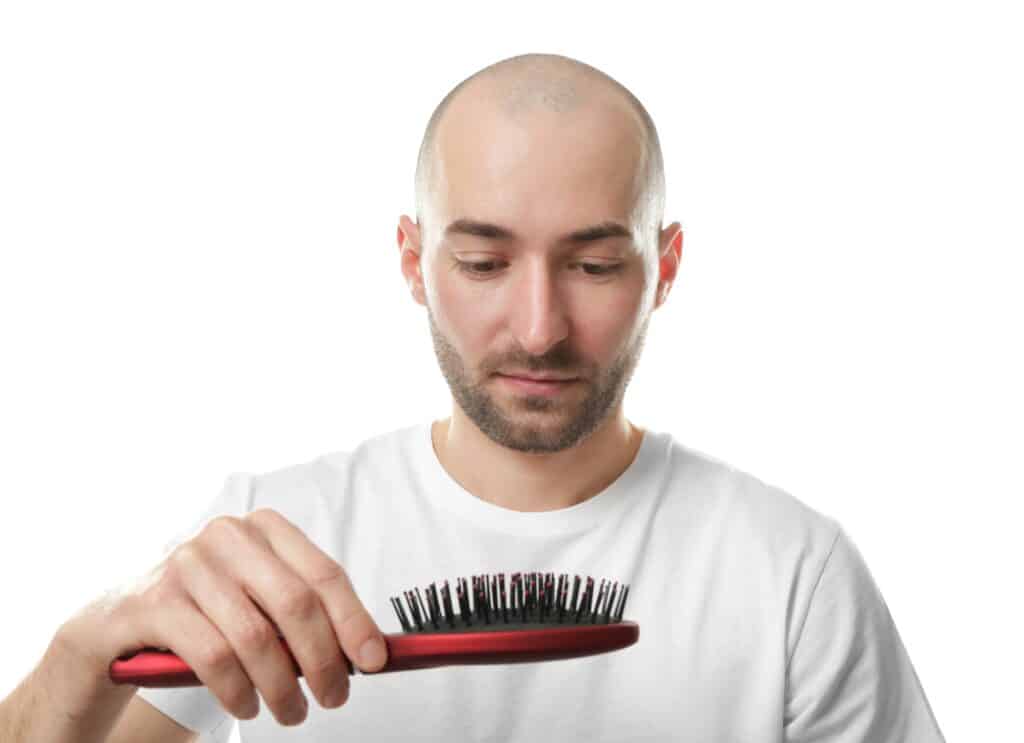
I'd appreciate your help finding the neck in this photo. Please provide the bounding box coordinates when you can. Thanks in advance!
[430,407,644,512]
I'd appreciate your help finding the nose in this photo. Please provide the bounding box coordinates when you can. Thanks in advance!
[509,258,570,356]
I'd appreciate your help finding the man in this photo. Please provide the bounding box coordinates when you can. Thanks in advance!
[0,53,946,741]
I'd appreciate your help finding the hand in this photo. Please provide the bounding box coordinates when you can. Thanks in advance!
[58,508,387,727]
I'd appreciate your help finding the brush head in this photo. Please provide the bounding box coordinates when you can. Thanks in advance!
[389,572,631,634]
[364,571,638,674]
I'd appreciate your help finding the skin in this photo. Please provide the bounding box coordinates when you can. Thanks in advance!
[397,77,683,513]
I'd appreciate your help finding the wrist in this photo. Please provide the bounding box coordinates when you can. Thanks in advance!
[0,633,136,743]
[37,627,137,735]
[45,624,136,713]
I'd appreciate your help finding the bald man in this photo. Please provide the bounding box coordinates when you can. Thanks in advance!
[0,54,945,742]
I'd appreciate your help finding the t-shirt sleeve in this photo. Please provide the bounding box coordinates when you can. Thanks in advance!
[135,472,256,739]
[783,524,946,742]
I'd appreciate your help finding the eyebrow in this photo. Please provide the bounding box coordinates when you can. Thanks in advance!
[443,218,633,244]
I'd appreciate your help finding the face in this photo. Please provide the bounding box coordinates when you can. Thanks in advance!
[402,90,675,454]
[426,298,651,454]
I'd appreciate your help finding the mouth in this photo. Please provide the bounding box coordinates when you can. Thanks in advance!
[497,370,579,382]
[503,375,575,382]
[494,373,580,396]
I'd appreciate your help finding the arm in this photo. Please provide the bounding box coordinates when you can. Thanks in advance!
[0,630,201,743]
[0,630,136,743]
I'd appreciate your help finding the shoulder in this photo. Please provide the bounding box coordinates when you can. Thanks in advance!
[244,422,422,511]
[659,434,841,562]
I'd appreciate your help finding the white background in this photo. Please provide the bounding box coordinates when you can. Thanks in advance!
[1,1,1021,741]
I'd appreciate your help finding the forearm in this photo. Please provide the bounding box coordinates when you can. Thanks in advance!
[0,632,137,743]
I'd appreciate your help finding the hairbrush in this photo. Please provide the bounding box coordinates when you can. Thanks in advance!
[109,572,639,687]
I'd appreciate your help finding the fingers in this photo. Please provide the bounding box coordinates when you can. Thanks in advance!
[108,573,268,724]
[195,509,385,722]
[244,509,387,675]
[88,505,384,730]
[148,594,264,723]
[174,541,312,726]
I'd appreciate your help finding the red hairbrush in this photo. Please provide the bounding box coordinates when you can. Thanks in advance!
[109,572,639,686]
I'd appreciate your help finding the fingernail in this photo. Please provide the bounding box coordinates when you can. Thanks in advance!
[359,637,386,669]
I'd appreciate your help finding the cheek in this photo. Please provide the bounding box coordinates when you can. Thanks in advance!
[582,293,643,359]
[571,269,646,336]
[430,271,500,349]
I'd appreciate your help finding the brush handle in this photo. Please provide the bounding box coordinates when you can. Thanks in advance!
[108,622,639,687]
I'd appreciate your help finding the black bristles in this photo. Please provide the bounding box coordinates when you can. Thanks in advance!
[390,596,411,632]
[414,587,429,627]
[388,571,632,634]
[456,578,472,626]
[498,573,508,622]
[570,575,581,614]
[615,585,629,621]
[405,590,422,630]
[594,580,607,624]
[426,583,441,629]
[477,577,491,624]
[603,582,618,623]
[441,580,455,627]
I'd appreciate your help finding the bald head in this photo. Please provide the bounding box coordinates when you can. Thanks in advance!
[413,53,665,260]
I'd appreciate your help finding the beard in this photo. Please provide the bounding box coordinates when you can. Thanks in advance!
[425,303,649,454]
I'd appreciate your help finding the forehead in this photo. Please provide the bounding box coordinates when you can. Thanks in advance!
[433,95,646,234]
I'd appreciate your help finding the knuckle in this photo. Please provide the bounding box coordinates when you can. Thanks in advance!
[235,611,278,651]
[152,554,199,604]
[308,562,347,591]
[277,584,319,621]
[167,541,201,571]
[245,508,283,528]
[148,569,184,597]
[205,514,240,533]
[197,640,237,673]
[202,515,248,543]
[337,606,371,637]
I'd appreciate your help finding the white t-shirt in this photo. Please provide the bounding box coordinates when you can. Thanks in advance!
[137,421,945,742]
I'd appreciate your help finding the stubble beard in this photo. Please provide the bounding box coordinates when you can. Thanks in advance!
[425,304,649,454]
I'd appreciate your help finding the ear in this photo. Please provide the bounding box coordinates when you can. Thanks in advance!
[397,215,428,306]
[654,222,683,310]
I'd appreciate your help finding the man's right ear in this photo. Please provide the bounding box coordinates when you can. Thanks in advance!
[397,215,427,306]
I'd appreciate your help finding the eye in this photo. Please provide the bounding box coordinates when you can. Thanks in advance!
[453,260,624,278]
[578,263,623,276]
[456,260,505,275]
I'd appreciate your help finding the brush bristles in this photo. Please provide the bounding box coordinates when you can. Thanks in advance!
[389,572,631,634]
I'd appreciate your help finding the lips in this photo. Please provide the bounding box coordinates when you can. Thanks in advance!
[495,373,580,397]
[499,372,578,382]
